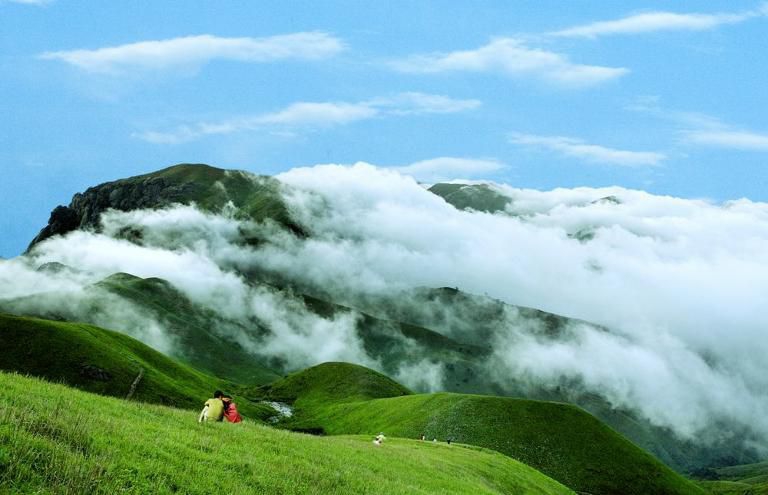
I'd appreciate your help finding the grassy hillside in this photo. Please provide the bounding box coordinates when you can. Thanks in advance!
[0,372,574,495]
[96,272,280,384]
[262,363,704,495]
[0,313,267,418]
[0,272,281,384]
[697,461,768,494]
[348,286,757,473]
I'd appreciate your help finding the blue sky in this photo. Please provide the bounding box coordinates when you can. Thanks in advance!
[1,0,767,257]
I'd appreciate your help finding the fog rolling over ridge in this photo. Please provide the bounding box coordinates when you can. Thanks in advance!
[2,163,767,455]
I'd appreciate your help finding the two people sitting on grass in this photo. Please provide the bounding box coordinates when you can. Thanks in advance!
[198,390,241,423]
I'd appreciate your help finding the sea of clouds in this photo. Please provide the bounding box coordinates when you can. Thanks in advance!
[1,162,767,449]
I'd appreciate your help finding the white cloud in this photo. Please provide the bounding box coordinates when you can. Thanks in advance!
[136,93,480,144]
[628,99,768,152]
[368,92,481,115]
[682,130,768,151]
[390,38,628,88]
[509,132,667,167]
[551,5,768,38]
[393,157,505,182]
[40,32,344,74]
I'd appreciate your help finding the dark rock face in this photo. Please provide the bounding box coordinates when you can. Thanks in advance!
[27,175,197,252]
[27,206,80,249]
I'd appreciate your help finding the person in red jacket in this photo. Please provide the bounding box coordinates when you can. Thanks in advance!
[222,395,242,423]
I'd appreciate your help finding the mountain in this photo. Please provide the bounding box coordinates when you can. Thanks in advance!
[428,183,511,213]
[27,163,299,251]
[9,163,762,475]
[257,362,705,495]
[0,371,575,495]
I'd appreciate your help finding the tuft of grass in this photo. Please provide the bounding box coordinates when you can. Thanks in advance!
[0,372,573,495]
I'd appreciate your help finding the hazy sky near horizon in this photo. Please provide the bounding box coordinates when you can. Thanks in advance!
[1,0,767,257]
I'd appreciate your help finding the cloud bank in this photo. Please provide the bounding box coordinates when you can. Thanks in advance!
[267,163,768,445]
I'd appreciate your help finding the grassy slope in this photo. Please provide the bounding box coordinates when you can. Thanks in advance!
[698,461,768,494]
[0,313,268,418]
[263,363,704,495]
[144,163,296,228]
[96,273,280,384]
[0,372,574,495]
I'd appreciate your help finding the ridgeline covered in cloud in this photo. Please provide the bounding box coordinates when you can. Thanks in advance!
[2,163,767,457]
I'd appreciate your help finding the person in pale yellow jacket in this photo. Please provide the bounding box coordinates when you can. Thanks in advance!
[198,390,225,422]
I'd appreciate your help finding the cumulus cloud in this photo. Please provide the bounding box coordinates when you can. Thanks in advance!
[551,4,768,38]
[390,38,628,88]
[509,132,667,167]
[136,92,480,144]
[393,157,505,182]
[39,32,344,74]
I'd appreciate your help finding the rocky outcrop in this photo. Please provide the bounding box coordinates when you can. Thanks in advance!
[27,169,203,251]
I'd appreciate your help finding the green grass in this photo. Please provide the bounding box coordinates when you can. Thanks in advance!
[698,480,768,494]
[429,183,511,213]
[697,461,768,494]
[263,363,705,495]
[127,163,301,231]
[0,313,266,418]
[0,372,574,495]
[262,362,412,403]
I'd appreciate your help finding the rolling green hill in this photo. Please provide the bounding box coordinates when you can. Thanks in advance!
[0,372,574,495]
[0,313,268,418]
[260,363,705,495]
[262,361,412,403]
